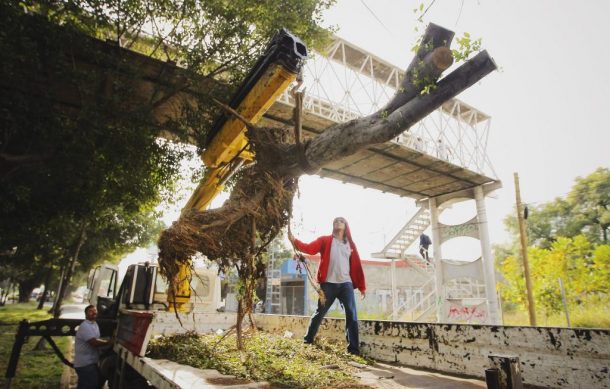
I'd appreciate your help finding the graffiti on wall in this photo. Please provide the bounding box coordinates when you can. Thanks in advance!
[446,302,487,323]
[439,216,479,243]
[374,288,424,313]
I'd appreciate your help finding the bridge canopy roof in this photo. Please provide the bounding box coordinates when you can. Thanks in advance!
[262,102,498,201]
[262,34,499,200]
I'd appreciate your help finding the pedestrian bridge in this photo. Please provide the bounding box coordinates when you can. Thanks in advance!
[261,36,503,326]
[261,36,499,199]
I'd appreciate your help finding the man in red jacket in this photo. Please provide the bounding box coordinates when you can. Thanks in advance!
[288,216,366,355]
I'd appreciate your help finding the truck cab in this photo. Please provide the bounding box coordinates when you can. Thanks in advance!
[87,262,223,318]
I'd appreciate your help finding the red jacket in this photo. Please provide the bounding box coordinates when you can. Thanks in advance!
[294,223,366,293]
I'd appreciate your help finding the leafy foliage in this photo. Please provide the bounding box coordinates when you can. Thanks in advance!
[569,168,610,243]
[503,168,610,248]
[496,168,610,326]
[147,331,369,388]
[451,32,482,62]
[499,236,609,320]
[21,0,333,88]
[1,2,187,301]
[1,0,333,304]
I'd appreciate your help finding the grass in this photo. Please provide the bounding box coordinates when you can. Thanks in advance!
[0,302,70,389]
[502,297,610,328]
[147,331,372,388]
[0,302,53,325]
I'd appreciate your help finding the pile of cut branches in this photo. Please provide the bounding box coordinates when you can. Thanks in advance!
[147,331,371,388]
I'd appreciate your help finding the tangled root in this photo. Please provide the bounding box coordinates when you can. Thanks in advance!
[157,125,298,287]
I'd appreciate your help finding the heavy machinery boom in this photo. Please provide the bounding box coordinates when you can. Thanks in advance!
[165,29,308,311]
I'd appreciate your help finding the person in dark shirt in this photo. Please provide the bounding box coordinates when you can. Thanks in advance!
[419,233,432,262]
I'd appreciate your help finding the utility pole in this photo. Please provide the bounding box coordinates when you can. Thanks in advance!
[558,278,571,327]
[514,173,537,326]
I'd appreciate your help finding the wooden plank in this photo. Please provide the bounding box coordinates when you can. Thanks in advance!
[363,161,417,182]
[340,154,397,176]
[322,151,371,171]
[423,181,472,197]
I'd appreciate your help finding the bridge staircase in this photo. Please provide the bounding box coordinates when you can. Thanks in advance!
[388,277,437,322]
[372,207,434,321]
[375,207,488,322]
[372,207,430,261]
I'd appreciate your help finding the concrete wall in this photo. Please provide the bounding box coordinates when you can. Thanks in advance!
[148,311,237,336]
[360,259,429,314]
[252,314,610,388]
[294,256,430,317]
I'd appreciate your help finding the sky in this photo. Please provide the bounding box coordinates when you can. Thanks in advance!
[121,0,610,274]
[287,0,610,259]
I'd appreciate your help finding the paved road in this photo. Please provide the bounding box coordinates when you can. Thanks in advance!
[58,304,88,319]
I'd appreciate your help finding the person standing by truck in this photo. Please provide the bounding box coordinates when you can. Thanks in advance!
[74,305,112,389]
[288,216,366,355]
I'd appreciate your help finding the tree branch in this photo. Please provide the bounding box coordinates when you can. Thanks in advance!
[293,50,496,173]
[382,23,455,114]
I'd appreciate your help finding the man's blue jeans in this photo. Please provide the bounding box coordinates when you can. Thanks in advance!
[304,282,360,354]
[75,363,101,389]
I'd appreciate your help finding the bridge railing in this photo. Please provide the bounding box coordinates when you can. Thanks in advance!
[277,37,498,179]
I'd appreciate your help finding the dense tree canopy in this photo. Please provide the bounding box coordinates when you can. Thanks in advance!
[0,0,334,303]
[21,0,333,89]
[496,168,610,326]
[499,235,609,322]
[503,167,610,248]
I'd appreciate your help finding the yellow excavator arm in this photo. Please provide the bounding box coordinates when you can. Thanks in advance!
[168,30,308,312]
[184,62,298,211]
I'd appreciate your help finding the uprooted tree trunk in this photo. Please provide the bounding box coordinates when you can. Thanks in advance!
[158,23,497,349]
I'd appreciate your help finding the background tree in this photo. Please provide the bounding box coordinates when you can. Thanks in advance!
[589,244,610,294]
[570,168,610,244]
[496,167,610,326]
[502,168,610,248]
[499,235,609,324]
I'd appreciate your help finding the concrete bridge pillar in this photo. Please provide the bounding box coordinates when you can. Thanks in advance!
[429,196,446,323]
[475,185,501,324]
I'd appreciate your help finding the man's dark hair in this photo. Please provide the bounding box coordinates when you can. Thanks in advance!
[84,304,95,314]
